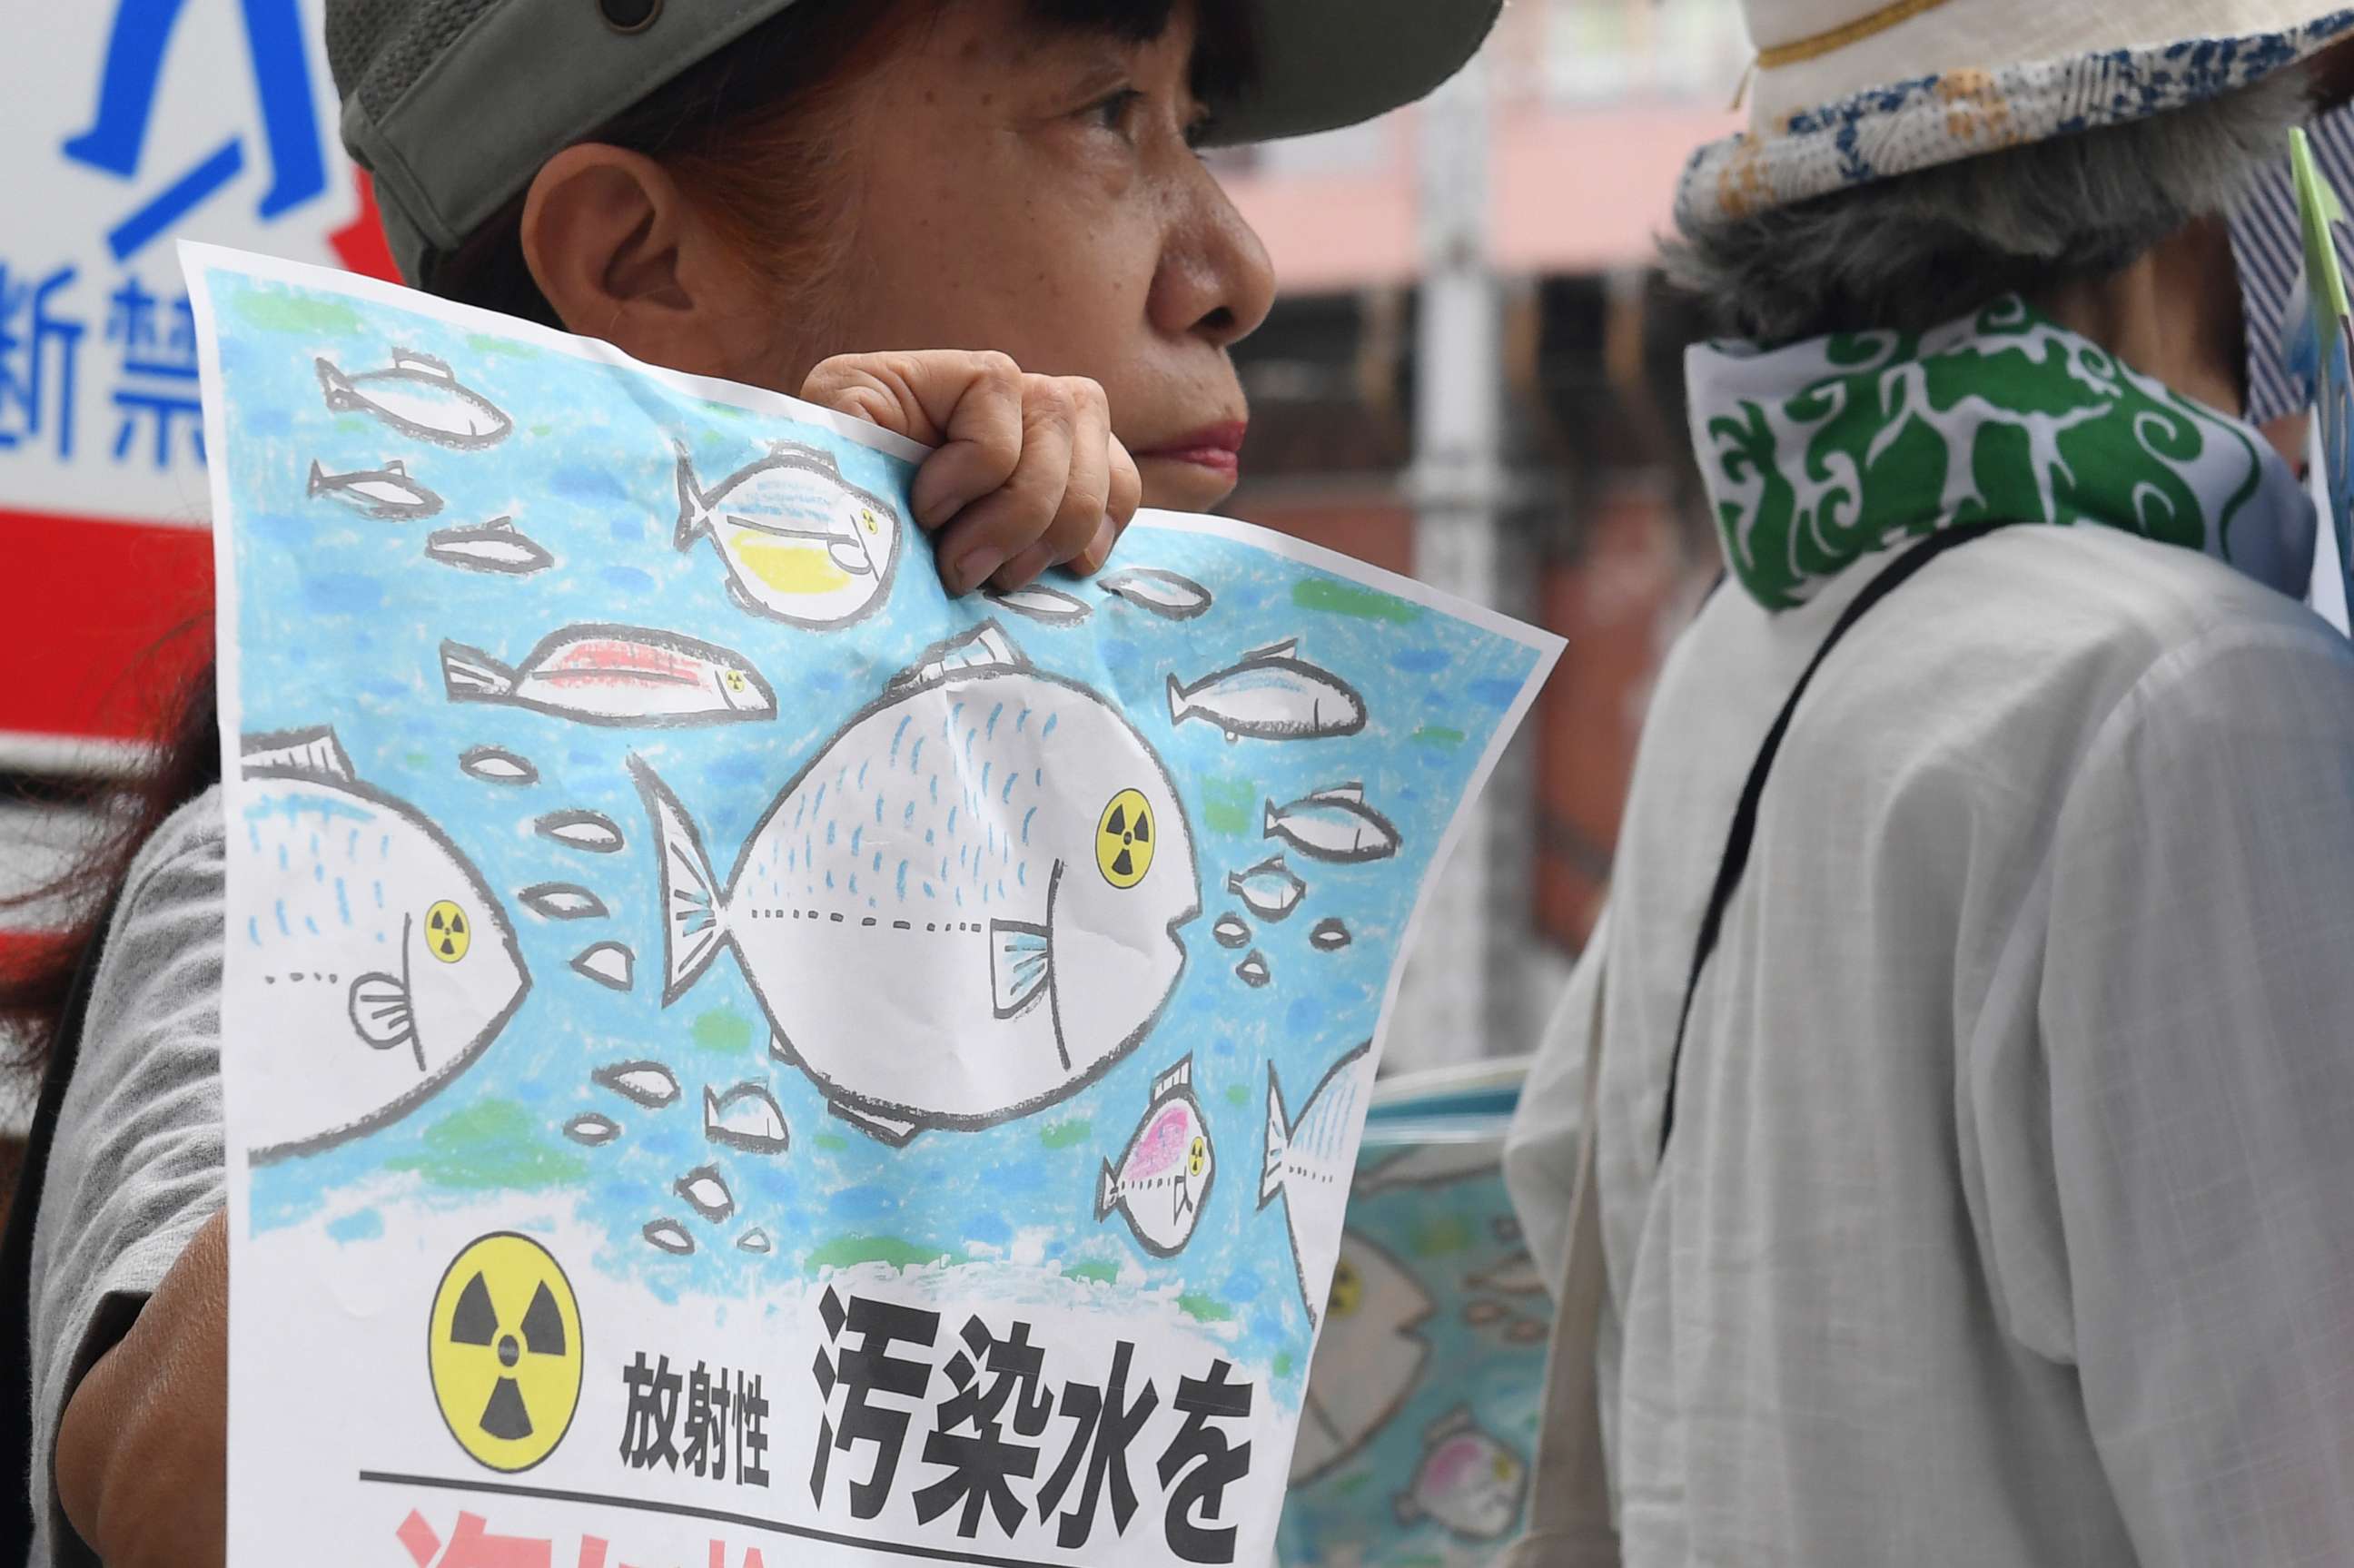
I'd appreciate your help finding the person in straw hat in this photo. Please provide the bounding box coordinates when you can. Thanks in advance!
[1507,4,2354,1564]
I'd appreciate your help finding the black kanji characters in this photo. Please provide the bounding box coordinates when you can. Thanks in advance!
[684,1360,730,1481]
[618,1351,683,1473]
[1157,1359,1255,1564]
[912,1316,1053,1538]
[810,1287,938,1519]
[1036,1338,1160,1549]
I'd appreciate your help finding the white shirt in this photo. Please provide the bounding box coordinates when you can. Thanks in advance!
[1507,522,2354,1566]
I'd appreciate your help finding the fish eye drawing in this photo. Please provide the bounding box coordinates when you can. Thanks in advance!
[237,726,529,1163]
[1291,1228,1433,1485]
[1168,636,1369,743]
[674,439,904,629]
[631,620,1200,1146]
[1099,566,1212,620]
[443,625,779,728]
[1265,783,1402,863]
[1261,1038,1378,1326]
[1096,1054,1216,1257]
[318,348,513,448]
[308,458,442,520]
[426,517,554,577]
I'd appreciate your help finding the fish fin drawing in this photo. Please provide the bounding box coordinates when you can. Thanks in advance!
[307,459,327,497]
[892,621,1029,692]
[386,459,409,476]
[1308,783,1366,804]
[1263,799,1280,838]
[988,918,1053,1020]
[440,641,519,703]
[673,441,713,548]
[1260,1059,1291,1208]
[1152,1053,1194,1103]
[1164,672,1198,729]
[770,438,843,473]
[724,577,764,617]
[628,756,731,1004]
[1426,1406,1478,1445]
[827,536,875,576]
[315,358,357,411]
[1241,637,1299,662]
[241,725,354,782]
[1096,1159,1120,1222]
[830,1099,920,1147]
[390,348,455,380]
[346,971,419,1066]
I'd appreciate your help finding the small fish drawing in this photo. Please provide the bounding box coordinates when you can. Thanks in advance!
[308,458,441,519]
[235,726,528,1162]
[1468,1251,1546,1296]
[1310,917,1351,952]
[737,1228,774,1255]
[675,439,901,628]
[1291,1230,1433,1484]
[444,625,777,727]
[705,1080,790,1155]
[534,811,625,854]
[1100,567,1212,620]
[1096,1055,1215,1257]
[459,745,538,786]
[1225,855,1305,922]
[563,1112,620,1147]
[643,1218,695,1256]
[593,1059,679,1109]
[1212,912,1251,949]
[1266,783,1401,863]
[1261,1038,1377,1326]
[1394,1410,1528,1541]
[1235,950,1271,989]
[987,582,1093,626]
[1505,1317,1548,1345]
[1357,1140,1499,1193]
[570,941,635,991]
[674,1163,735,1224]
[1167,637,1367,743]
[518,883,608,921]
[318,349,512,448]
[1462,1298,1509,1328]
[425,517,553,576]
[633,621,1199,1146]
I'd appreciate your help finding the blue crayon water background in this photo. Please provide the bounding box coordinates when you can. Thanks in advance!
[200,260,1545,1408]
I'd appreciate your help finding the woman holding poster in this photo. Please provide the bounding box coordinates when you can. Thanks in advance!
[0,2,1509,1564]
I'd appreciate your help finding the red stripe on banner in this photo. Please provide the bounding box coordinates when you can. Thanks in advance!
[331,171,403,283]
[0,508,213,747]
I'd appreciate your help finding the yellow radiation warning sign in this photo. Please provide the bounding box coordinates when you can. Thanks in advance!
[428,1233,582,1472]
[424,900,471,963]
[1096,789,1156,888]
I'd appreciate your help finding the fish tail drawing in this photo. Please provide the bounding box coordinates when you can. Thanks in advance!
[628,754,733,1004]
[307,459,327,497]
[439,641,518,703]
[315,357,356,410]
[1260,1060,1291,1208]
[1166,673,1194,728]
[673,442,714,549]
[1096,1159,1120,1222]
[1263,799,1281,837]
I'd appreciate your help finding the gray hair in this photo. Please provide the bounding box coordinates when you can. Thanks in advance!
[1665,72,2315,346]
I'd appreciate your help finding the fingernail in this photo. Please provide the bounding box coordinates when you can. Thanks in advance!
[950,543,1004,596]
[1073,516,1117,577]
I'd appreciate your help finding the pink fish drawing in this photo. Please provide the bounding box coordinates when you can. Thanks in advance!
[440,624,777,727]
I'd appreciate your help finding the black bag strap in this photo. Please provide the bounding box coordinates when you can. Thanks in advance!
[0,903,117,1558]
[1657,520,2020,1156]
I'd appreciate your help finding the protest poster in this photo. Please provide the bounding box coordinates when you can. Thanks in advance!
[2294,124,2354,617]
[1276,1063,1546,1567]
[183,242,1562,1567]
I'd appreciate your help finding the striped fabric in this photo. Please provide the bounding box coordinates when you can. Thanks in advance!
[2233,104,2354,427]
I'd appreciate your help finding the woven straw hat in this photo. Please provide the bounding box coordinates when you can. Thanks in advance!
[1680,0,2354,224]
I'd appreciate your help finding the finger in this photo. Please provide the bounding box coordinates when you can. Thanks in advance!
[935,380,1078,595]
[994,380,1116,590]
[1075,436,1142,576]
[801,351,1025,529]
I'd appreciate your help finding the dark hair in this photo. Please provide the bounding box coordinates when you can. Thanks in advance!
[0,0,1252,1070]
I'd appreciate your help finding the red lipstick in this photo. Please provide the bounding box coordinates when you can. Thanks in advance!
[1133,420,1247,481]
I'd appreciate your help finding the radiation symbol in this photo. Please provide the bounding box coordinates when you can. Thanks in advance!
[1187,1134,1208,1178]
[724,667,748,694]
[428,1233,582,1473]
[424,900,471,964]
[1096,789,1155,888]
[1327,1254,1364,1320]
[860,507,881,537]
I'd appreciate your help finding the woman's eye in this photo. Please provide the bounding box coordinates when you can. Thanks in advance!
[1088,88,1145,136]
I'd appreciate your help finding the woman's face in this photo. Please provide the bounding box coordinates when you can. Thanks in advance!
[726,0,1276,511]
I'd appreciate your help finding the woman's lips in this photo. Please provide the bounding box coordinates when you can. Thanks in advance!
[1132,421,1247,481]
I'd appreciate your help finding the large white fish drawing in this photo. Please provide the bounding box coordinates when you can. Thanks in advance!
[1290,1230,1433,1484]
[442,625,777,726]
[1167,637,1367,742]
[674,440,902,628]
[1261,1038,1377,1325]
[1264,783,1401,863]
[235,726,528,1161]
[1097,1054,1215,1257]
[635,622,1199,1143]
[1356,1139,1499,1193]
[308,458,441,519]
[1393,1410,1529,1540]
[317,349,512,448]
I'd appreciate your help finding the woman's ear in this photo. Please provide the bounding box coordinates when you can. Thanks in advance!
[519,144,735,373]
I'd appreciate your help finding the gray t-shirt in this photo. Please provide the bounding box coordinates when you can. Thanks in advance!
[25,788,223,1568]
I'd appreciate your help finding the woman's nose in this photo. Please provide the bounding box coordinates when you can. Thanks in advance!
[1150,163,1277,350]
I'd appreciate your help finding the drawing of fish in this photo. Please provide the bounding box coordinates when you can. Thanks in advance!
[674,1163,735,1223]
[518,883,608,921]
[535,811,625,853]
[593,1060,678,1109]
[1261,1039,1377,1324]
[1212,912,1251,949]
[643,1218,695,1255]
[1266,783,1400,863]
[318,349,511,448]
[704,1080,790,1154]
[1506,1317,1548,1345]
[674,440,901,628]
[443,625,777,727]
[234,726,528,1162]
[1357,1140,1499,1193]
[308,458,441,519]
[1393,1410,1528,1540]
[570,941,634,991]
[425,517,553,576]
[1101,567,1212,620]
[1463,1298,1508,1327]
[1310,917,1351,952]
[563,1113,619,1146]
[1235,951,1271,988]
[459,745,537,785]
[1225,855,1304,922]
[1167,638,1367,742]
[1468,1251,1546,1296]
[1291,1230,1432,1484]
[987,582,1092,625]
[634,621,1199,1145]
[1096,1055,1214,1257]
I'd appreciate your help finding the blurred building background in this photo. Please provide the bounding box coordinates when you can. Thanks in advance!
[0,0,1749,1188]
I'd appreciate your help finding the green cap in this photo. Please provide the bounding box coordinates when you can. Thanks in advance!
[330,0,1504,287]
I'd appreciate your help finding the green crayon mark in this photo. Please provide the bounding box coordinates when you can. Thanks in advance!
[691,1009,753,1055]
[1224,1083,1250,1108]
[1272,1350,1294,1378]
[806,1235,957,1271]
[529,423,556,438]
[1200,776,1258,837]
[403,750,431,768]
[1040,1119,1091,1150]
[1411,725,1466,748]
[1177,1293,1232,1324]
[233,288,362,337]
[1410,1214,1475,1257]
[813,1132,849,1152]
[1063,1260,1120,1286]
[466,332,539,359]
[1292,578,1420,625]
[386,1099,586,1191]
